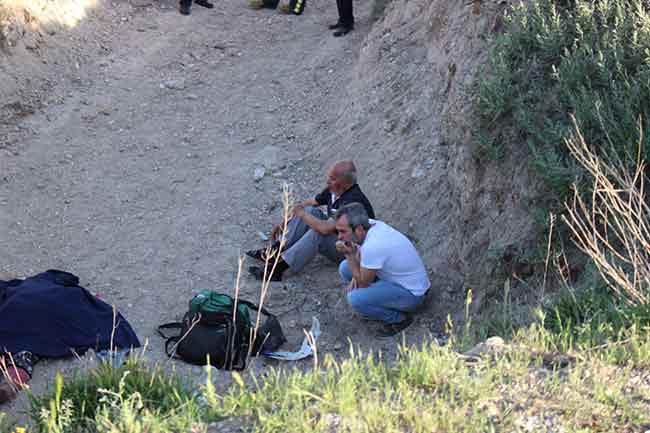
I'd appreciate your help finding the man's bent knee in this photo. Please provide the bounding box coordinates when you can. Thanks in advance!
[339,260,352,282]
[305,206,325,218]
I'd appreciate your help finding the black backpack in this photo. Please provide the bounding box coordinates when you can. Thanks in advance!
[158,291,285,370]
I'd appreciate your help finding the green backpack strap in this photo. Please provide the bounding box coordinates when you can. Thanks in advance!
[236,298,274,317]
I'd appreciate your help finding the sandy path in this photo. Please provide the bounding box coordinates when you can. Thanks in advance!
[1,0,437,423]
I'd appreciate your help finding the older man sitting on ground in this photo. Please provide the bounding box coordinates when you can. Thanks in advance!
[334,203,430,336]
[247,161,375,282]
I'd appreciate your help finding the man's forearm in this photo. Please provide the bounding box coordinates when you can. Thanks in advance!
[346,254,362,281]
[300,212,335,235]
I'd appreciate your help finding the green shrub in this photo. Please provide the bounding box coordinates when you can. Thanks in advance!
[476,0,650,210]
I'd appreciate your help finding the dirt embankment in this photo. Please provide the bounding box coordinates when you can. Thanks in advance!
[302,0,541,312]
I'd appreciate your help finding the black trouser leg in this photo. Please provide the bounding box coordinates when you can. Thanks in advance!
[180,0,192,7]
[338,0,353,26]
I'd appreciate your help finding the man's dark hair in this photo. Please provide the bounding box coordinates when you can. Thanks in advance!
[335,202,371,230]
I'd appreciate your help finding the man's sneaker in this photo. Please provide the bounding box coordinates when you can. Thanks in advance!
[245,242,281,262]
[377,315,413,337]
[179,3,191,14]
[195,0,214,7]
[333,25,353,37]
[248,266,283,282]
[328,21,343,30]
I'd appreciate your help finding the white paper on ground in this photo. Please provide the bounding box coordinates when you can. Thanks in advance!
[263,317,321,361]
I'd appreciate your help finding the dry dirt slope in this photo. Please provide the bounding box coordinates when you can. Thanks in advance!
[308,0,541,308]
[0,0,540,423]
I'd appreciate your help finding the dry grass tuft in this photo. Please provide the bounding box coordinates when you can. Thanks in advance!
[563,115,650,306]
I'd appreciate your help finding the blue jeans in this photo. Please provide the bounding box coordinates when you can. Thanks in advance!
[339,260,424,324]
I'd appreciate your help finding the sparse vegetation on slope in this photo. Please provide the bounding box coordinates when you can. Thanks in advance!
[476,0,650,211]
[7,322,650,433]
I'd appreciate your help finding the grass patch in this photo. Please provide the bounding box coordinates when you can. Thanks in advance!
[27,358,201,433]
[16,321,650,433]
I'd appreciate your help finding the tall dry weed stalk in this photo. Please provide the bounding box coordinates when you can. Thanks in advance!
[246,184,293,356]
[563,116,650,306]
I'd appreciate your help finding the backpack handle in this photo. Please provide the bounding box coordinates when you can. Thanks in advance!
[236,298,274,317]
[157,322,183,339]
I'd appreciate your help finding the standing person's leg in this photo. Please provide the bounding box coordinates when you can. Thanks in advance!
[346,280,423,324]
[330,0,344,27]
[333,0,354,36]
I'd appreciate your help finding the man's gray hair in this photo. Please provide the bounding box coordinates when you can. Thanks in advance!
[335,202,371,230]
[341,167,357,185]
[334,160,357,185]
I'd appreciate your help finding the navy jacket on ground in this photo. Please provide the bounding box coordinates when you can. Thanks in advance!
[0,270,141,357]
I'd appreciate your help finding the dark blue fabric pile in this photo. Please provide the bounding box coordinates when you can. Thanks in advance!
[0,270,140,357]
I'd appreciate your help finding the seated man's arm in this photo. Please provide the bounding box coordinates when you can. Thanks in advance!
[292,203,336,235]
[302,198,318,207]
[301,213,336,235]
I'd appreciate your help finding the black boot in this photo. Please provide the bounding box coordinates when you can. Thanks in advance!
[248,259,289,282]
[179,1,191,14]
[377,315,414,337]
[246,241,282,262]
[333,24,353,37]
[328,21,344,30]
[195,0,214,8]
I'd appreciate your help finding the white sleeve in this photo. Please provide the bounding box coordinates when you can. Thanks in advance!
[360,242,386,270]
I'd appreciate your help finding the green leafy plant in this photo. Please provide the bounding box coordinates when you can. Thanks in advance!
[476,0,650,212]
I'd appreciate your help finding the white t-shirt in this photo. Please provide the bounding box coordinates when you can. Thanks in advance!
[359,220,431,296]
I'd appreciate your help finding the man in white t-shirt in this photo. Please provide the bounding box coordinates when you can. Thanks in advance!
[334,203,430,336]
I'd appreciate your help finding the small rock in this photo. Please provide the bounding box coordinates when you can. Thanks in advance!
[333,342,343,351]
[411,167,425,178]
[253,167,265,182]
[161,79,186,90]
[186,93,199,100]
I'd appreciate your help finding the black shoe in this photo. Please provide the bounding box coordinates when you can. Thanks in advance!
[328,21,343,30]
[195,0,214,8]
[377,315,413,337]
[179,3,191,14]
[246,242,281,262]
[333,25,353,37]
[248,266,283,282]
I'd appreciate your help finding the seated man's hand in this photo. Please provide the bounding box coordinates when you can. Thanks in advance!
[270,224,284,241]
[336,240,358,256]
[291,203,306,219]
